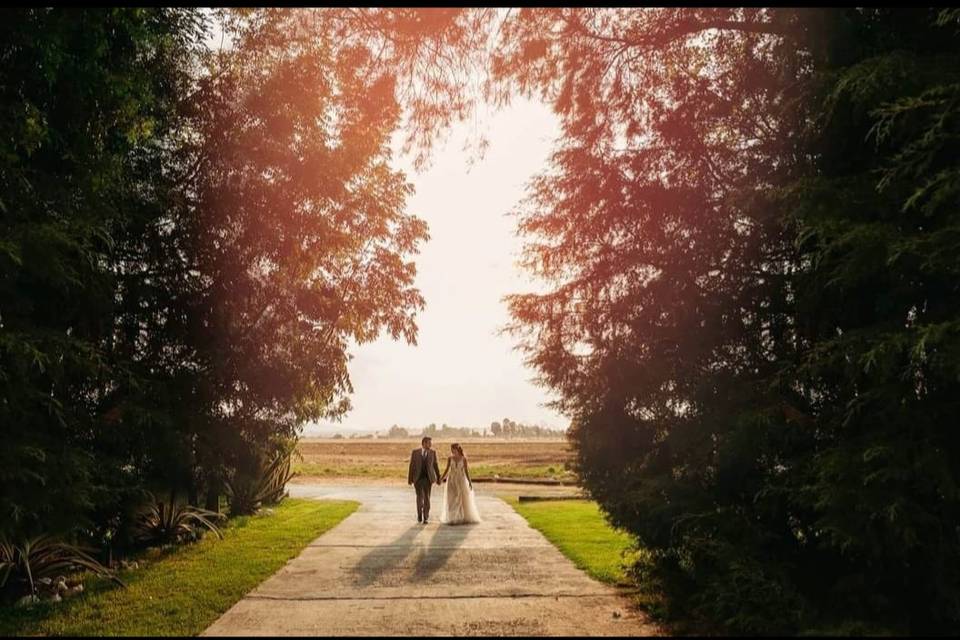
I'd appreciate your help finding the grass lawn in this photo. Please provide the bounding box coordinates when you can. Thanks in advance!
[507,497,638,585]
[0,498,358,637]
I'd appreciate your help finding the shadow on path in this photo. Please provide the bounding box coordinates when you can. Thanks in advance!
[412,523,474,581]
[350,521,476,587]
[351,524,423,587]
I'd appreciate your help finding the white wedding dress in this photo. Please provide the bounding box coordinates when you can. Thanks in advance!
[440,456,482,525]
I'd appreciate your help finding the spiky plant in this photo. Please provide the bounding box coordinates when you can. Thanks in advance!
[259,447,296,506]
[225,447,297,516]
[134,495,225,547]
[0,535,124,600]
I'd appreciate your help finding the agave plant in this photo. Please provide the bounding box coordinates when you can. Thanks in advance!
[134,496,225,546]
[225,446,297,516]
[0,535,124,600]
[259,446,296,505]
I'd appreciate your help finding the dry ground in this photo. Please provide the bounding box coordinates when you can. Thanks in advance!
[294,438,575,482]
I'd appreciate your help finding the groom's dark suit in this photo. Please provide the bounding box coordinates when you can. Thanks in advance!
[408,447,440,522]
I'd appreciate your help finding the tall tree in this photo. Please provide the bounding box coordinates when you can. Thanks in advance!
[1,7,431,541]
[177,9,429,492]
[485,10,815,630]
[0,8,208,536]
[783,9,960,632]
[483,7,960,633]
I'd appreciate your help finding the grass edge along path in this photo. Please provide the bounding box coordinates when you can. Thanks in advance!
[0,498,359,637]
[506,497,639,586]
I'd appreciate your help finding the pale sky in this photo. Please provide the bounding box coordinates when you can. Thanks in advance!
[305,98,567,434]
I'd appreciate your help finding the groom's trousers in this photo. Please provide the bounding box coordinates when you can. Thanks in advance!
[415,476,433,520]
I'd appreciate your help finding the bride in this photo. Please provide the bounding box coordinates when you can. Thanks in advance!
[439,443,482,525]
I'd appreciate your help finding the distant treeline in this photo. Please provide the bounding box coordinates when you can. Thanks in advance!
[329,418,567,440]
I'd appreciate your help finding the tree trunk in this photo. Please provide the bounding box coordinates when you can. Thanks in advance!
[205,478,221,513]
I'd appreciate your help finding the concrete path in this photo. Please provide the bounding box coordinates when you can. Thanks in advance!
[203,484,661,636]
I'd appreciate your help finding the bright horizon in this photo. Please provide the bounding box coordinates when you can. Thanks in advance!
[304,98,567,435]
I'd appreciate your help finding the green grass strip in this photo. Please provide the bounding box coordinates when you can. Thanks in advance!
[508,497,638,585]
[0,499,358,636]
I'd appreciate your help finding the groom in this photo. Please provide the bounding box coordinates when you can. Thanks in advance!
[408,436,441,524]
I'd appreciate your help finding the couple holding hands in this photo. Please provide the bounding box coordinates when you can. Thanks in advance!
[407,436,481,525]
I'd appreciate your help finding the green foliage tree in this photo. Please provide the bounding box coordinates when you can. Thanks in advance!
[780,9,960,632]
[0,8,208,537]
[489,10,819,631]
[1,7,430,545]
[467,7,960,634]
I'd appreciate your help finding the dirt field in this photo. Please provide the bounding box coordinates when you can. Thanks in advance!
[294,438,575,481]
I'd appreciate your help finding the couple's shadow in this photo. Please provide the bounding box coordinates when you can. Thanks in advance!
[352,520,473,587]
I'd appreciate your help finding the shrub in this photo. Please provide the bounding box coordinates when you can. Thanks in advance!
[0,535,123,602]
[134,495,224,547]
[225,446,296,516]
